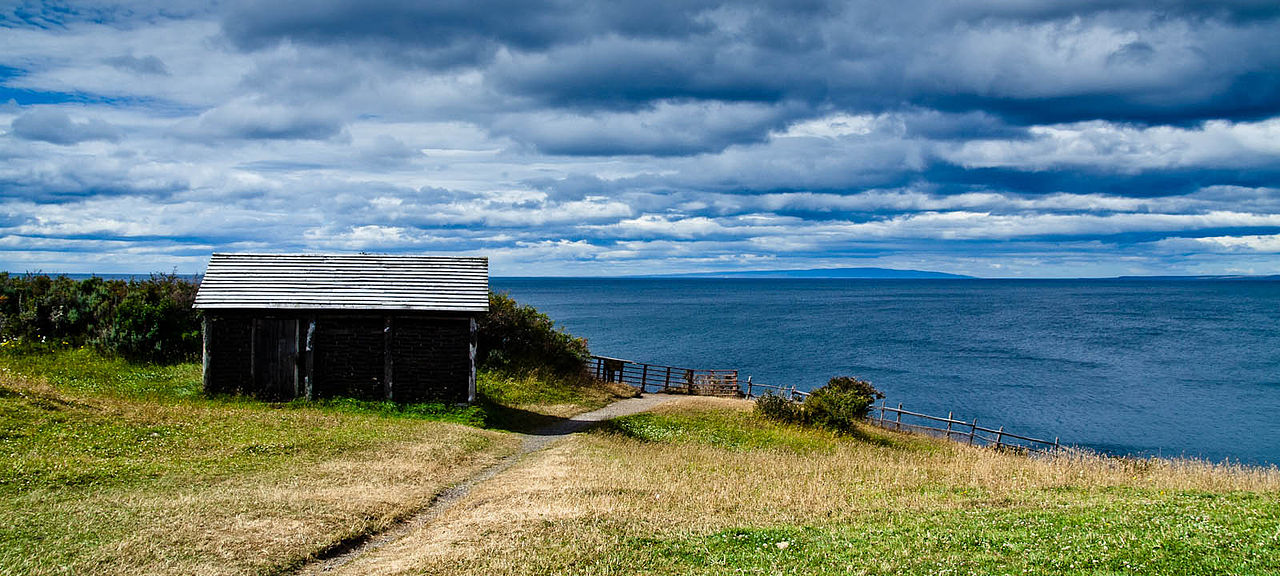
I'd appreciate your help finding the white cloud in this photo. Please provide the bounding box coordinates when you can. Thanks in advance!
[1152,234,1280,254]
[942,118,1280,172]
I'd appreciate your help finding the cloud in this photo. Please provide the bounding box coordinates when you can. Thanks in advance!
[104,54,170,76]
[187,98,345,140]
[9,109,122,145]
[1152,233,1280,254]
[940,118,1280,172]
[490,100,798,156]
[1,0,1279,277]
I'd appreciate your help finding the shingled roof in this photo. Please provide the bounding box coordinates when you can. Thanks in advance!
[194,253,489,312]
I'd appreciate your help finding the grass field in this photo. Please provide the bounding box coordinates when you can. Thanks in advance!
[0,347,627,576]
[325,397,1280,576]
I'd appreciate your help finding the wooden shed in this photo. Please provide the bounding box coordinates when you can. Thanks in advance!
[193,253,488,403]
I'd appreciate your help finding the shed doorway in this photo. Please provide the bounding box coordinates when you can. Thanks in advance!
[253,318,300,401]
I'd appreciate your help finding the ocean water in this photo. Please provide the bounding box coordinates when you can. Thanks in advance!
[492,278,1280,466]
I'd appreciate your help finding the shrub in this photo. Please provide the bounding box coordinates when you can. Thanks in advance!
[754,376,884,434]
[804,376,885,431]
[100,274,200,363]
[754,392,803,424]
[0,272,201,363]
[475,292,590,379]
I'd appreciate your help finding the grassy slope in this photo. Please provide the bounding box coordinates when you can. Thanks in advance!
[0,348,625,576]
[328,397,1280,576]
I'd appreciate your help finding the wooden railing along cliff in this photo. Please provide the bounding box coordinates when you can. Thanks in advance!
[588,354,1063,454]
[589,355,740,396]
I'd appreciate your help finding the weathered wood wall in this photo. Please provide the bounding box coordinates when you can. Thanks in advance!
[203,311,475,404]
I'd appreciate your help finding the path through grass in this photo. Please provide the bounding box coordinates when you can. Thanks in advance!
[323,397,1280,576]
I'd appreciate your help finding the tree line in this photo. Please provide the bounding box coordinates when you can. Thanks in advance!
[0,274,589,376]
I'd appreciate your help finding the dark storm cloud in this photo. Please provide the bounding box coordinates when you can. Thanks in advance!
[216,0,1280,140]
[10,109,122,144]
[489,101,799,156]
[220,0,729,69]
[4,0,1280,276]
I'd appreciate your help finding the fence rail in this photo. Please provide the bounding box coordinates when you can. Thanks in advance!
[589,355,741,396]
[871,401,1061,454]
[588,355,1062,454]
[742,378,810,401]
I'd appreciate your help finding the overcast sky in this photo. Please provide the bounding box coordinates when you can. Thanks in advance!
[2,1,1279,277]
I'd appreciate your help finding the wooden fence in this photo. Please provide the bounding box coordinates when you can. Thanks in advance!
[742,377,810,401]
[588,355,741,396]
[588,355,1062,454]
[870,401,1061,454]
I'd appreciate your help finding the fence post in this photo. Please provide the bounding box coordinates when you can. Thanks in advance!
[1054,437,1060,452]
[968,419,977,445]
[946,411,954,439]
[995,426,1004,450]
[878,400,886,426]
[664,367,671,391]
[895,403,903,431]
[640,364,648,394]
[746,376,753,398]
[686,369,694,394]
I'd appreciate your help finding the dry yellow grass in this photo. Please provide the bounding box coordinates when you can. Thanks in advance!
[1,365,521,576]
[325,397,1280,576]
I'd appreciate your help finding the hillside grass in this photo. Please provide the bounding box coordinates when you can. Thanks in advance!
[0,346,626,576]
[325,397,1280,576]
[476,369,638,431]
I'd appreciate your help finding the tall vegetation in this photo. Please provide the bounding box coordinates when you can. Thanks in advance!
[2,274,591,380]
[755,376,884,433]
[476,292,590,379]
[0,273,200,363]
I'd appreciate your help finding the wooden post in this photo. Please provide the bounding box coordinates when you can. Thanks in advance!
[895,403,903,431]
[383,316,394,401]
[968,419,977,446]
[249,319,256,389]
[1054,437,1060,452]
[995,426,1005,450]
[686,369,694,394]
[640,364,649,393]
[201,316,212,393]
[746,376,753,398]
[467,317,478,403]
[664,366,671,391]
[304,317,316,400]
[946,411,954,438]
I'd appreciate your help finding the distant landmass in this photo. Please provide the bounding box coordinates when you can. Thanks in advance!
[650,267,974,279]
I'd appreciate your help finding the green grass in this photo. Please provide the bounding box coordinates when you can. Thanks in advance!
[624,493,1280,575]
[602,408,940,454]
[475,369,637,432]
[0,346,527,575]
[0,344,203,399]
[341,398,1280,576]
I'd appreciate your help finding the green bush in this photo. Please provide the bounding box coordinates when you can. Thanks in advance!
[0,273,200,363]
[754,392,803,424]
[804,376,885,431]
[476,292,590,379]
[754,376,884,434]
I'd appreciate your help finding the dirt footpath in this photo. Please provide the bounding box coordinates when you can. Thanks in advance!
[297,394,677,574]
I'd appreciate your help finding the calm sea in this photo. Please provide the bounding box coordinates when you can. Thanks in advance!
[493,278,1280,466]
